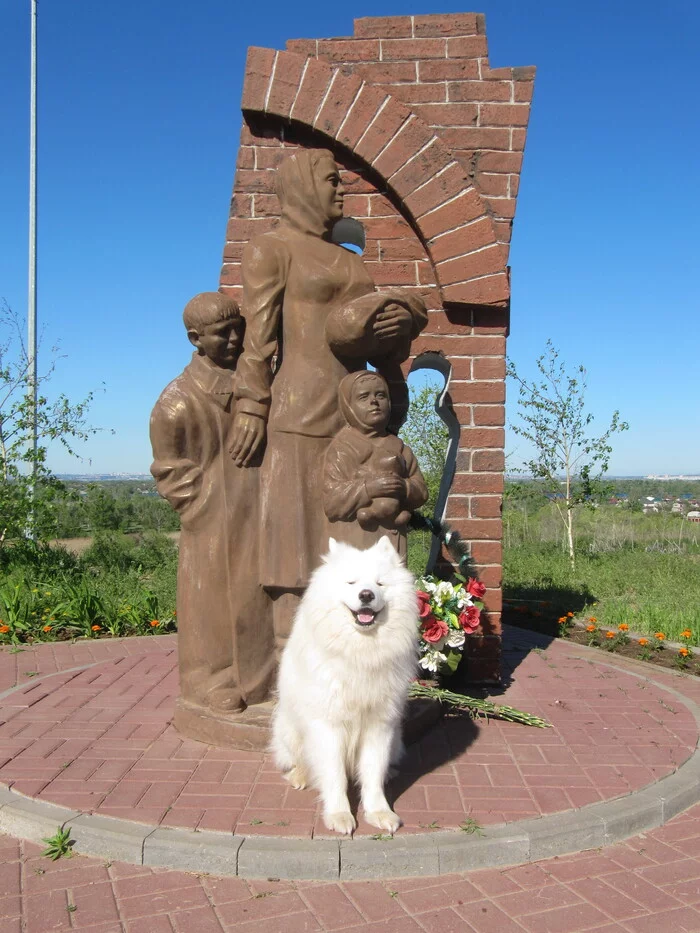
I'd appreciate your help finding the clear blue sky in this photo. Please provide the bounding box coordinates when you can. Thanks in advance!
[1,0,698,477]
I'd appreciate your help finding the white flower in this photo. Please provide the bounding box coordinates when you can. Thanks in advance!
[435,581,454,603]
[421,579,437,595]
[446,629,466,648]
[418,649,447,672]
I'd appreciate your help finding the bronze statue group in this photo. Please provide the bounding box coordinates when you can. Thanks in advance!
[150,150,428,718]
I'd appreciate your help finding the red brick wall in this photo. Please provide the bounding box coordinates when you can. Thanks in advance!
[220,14,535,683]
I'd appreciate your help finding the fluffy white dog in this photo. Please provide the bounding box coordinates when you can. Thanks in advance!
[271,536,418,835]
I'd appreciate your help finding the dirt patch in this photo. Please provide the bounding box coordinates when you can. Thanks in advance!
[50,532,180,556]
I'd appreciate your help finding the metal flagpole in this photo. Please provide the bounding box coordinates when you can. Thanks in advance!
[27,0,38,536]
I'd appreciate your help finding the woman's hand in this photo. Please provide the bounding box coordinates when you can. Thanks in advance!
[373,303,413,342]
[229,413,266,467]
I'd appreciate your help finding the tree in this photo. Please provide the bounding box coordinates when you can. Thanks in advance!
[84,485,121,531]
[399,381,450,514]
[0,302,99,548]
[506,340,628,569]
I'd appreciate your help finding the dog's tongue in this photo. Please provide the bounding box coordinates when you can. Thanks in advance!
[357,609,375,626]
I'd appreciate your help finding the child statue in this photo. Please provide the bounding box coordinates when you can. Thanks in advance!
[149,292,274,715]
[323,370,428,551]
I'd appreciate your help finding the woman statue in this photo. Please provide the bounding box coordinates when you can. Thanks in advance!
[229,148,427,652]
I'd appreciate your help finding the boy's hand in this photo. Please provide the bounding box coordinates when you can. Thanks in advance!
[230,413,266,466]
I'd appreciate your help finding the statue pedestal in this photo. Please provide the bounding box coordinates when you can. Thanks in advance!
[173,698,275,751]
[173,695,442,751]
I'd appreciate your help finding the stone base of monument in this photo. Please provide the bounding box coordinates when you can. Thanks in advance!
[173,696,442,751]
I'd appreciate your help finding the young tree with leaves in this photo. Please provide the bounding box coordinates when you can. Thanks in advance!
[0,302,99,549]
[399,381,449,514]
[506,340,628,570]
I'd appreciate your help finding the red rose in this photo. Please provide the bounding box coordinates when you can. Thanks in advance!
[467,578,486,600]
[459,604,481,633]
[420,615,449,644]
[416,590,433,619]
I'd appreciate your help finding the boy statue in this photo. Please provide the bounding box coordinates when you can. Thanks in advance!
[150,292,274,716]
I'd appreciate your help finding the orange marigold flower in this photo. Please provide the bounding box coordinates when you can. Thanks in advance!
[150,620,160,627]
[681,630,692,639]
[654,632,666,640]
[586,624,596,632]
[638,638,648,646]
[566,612,574,618]
[0,625,9,634]
[605,631,615,639]
[679,647,690,657]
[589,617,598,624]
[91,625,101,632]
[42,625,51,633]
[618,624,629,631]
[558,616,567,624]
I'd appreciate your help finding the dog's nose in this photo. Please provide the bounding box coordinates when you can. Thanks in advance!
[359,589,375,604]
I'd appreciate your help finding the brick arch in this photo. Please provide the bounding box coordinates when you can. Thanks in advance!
[242,46,509,307]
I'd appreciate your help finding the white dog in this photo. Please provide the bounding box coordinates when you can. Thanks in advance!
[271,536,418,835]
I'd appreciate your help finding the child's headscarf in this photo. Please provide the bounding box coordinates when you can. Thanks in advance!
[338,371,390,438]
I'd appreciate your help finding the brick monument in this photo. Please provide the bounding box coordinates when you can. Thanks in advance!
[220,13,535,684]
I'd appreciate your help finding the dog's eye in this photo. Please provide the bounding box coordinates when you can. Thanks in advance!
[347,581,357,585]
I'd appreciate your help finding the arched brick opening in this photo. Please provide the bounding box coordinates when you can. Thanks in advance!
[242,46,509,308]
[222,14,535,683]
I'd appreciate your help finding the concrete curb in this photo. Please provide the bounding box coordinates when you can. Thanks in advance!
[0,644,699,880]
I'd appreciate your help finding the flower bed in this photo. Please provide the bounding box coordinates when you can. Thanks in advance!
[559,615,700,675]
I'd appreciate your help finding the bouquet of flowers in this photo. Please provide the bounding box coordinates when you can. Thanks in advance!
[415,575,485,676]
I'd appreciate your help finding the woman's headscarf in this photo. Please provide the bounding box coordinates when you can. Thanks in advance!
[338,371,390,437]
[276,149,338,238]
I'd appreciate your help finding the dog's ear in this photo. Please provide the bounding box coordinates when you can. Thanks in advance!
[377,535,395,557]
[328,537,338,553]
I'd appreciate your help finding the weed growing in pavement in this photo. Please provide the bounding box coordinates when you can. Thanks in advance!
[459,818,485,836]
[42,826,74,861]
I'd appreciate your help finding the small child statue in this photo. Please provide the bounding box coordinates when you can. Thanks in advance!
[150,292,274,715]
[323,371,428,549]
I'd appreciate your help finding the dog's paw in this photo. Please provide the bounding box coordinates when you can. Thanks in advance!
[324,811,356,835]
[365,809,401,834]
[282,766,308,790]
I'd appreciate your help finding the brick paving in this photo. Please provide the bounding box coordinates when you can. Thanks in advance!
[3,804,700,931]
[0,634,696,838]
[1,632,700,929]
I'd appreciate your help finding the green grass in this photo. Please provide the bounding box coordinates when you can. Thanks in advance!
[503,506,700,641]
[4,505,698,649]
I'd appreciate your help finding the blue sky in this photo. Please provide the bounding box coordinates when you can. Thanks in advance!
[1,0,698,477]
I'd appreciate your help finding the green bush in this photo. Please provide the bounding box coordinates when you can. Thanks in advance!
[132,531,178,570]
[80,531,137,573]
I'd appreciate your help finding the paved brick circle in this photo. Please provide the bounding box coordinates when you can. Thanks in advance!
[0,631,699,878]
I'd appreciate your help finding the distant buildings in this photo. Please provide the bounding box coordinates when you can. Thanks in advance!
[646,474,700,481]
